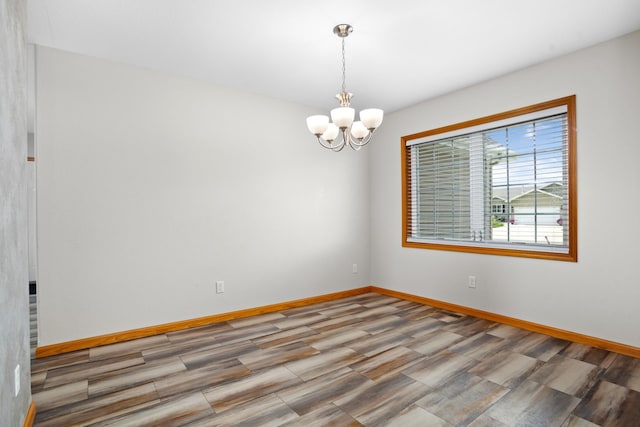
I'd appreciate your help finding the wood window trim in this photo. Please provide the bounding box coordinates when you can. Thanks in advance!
[401,95,577,262]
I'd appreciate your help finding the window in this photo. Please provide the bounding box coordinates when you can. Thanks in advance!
[491,203,506,215]
[401,96,576,261]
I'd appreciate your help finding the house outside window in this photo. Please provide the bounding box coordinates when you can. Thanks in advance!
[401,96,577,261]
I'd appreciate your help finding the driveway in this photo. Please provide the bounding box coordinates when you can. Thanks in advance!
[491,224,564,245]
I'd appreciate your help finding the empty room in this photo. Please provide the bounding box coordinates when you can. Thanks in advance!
[2,1,640,426]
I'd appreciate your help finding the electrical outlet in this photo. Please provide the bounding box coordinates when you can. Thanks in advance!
[468,276,477,288]
[216,280,225,294]
[352,264,358,274]
[14,364,20,397]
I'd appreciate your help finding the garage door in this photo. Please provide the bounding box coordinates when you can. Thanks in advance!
[513,207,560,225]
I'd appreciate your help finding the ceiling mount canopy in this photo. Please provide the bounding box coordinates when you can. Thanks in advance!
[333,23,353,38]
[306,24,383,152]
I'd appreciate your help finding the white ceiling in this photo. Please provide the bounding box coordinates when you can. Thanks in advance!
[27,0,640,114]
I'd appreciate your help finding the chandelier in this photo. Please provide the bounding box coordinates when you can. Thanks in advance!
[306,24,384,151]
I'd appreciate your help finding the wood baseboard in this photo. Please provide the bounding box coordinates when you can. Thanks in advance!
[35,287,372,358]
[23,401,36,427]
[371,286,640,359]
[36,285,639,359]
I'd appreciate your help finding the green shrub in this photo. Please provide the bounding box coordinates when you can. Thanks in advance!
[492,216,504,228]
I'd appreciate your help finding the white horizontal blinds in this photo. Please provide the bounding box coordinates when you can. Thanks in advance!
[408,111,568,251]
[411,137,472,240]
[406,106,567,146]
[409,138,471,239]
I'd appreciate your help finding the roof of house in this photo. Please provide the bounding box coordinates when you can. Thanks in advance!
[492,182,563,203]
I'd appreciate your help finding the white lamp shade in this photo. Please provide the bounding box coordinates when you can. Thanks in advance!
[330,107,355,128]
[306,115,329,135]
[360,108,384,129]
[322,123,339,141]
[351,121,369,139]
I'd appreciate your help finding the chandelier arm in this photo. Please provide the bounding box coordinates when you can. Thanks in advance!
[334,132,348,151]
[316,136,337,150]
[332,141,347,152]
[341,129,352,149]
[346,139,363,151]
[316,135,347,151]
[329,134,346,151]
[349,130,375,147]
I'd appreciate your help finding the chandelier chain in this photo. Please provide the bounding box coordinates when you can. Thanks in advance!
[341,37,346,94]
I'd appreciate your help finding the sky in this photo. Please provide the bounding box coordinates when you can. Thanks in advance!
[486,115,566,188]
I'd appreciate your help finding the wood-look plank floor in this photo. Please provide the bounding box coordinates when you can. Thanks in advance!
[31,293,640,426]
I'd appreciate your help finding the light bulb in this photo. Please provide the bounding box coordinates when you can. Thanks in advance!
[322,123,339,141]
[306,115,329,135]
[330,107,355,128]
[360,108,384,129]
[351,121,369,139]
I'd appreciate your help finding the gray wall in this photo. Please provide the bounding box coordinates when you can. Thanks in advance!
[36,46,371,345]
[370,30,640,347]
[0,0,31,425]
